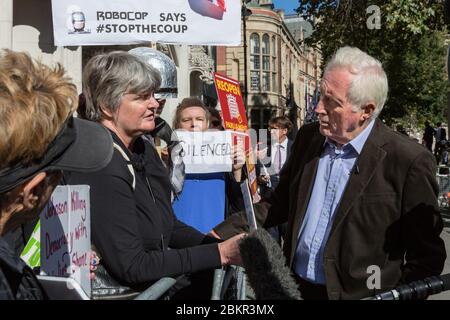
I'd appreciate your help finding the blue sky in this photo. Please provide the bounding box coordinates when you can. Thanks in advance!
[272,0,298,14]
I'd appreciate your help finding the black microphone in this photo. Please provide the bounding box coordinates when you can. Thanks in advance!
[239,228,301,300]
[363,274,450,300]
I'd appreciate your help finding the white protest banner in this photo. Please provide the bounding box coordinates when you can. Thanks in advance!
[51,0,241,46]
[176,130,232,174]
[40,185,91,298]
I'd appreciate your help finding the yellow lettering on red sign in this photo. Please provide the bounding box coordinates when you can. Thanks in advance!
[216,79,241,96]
[224,121,247,132]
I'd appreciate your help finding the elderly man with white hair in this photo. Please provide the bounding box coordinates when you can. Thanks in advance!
[212,46,446,300]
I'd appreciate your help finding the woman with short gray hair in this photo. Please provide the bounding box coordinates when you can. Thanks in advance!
[82,51,161,122]
[67,51,244,299]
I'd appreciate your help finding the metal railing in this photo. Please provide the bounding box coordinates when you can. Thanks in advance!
[211,266,247,300]
[436,165,450,208]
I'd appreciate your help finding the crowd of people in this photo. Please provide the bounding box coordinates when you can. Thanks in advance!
[0,45,447,300]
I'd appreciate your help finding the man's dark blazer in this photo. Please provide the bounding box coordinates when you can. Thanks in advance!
[214,119,446,299]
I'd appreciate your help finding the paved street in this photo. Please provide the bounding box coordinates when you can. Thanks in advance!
[429,208,450,300]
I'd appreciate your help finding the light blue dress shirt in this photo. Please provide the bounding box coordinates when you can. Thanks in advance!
[294,120,375,284]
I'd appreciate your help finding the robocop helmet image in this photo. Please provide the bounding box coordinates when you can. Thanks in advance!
[128,47,178,99]
[71,11,86,32]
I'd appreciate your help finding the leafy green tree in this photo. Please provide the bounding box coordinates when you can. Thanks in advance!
[297,0,448,126]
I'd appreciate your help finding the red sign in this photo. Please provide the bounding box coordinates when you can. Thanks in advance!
[214,73,260,204]
[214,73,248,132]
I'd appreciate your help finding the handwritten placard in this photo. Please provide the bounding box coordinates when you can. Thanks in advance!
[176,130,232,174]
[40,185,91,298]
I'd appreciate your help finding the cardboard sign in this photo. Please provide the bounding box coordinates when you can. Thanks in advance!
[51,0,241,46]
[40,185,91,298]
[176,130,232,174]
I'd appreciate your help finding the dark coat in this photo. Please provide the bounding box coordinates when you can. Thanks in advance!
[214,119,446,299]
[66,132,221,290]
[0,237,46,300]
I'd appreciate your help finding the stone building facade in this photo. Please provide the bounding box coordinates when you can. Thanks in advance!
[215,0,321,130]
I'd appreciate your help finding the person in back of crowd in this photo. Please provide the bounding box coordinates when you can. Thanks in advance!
[0,50,113,300]
[435,122,447,164]
[257,116,294,199]
[66,51,244,299]
[256,116,293,244]
[172,98,245,233]
[442,141,450,166]
[422,120,435,152]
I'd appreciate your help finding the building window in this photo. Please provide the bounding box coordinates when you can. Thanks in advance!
[250,54,260,69]
[250,33,260,54]
[272,73,276,92]
[250,107,275,130]
[272,36,277,92]
[262,71,270,91]
[262,34,270,54]
[262,34,270,91]
[250,33,260,91]
[250,71,260,91]
[249,33,277,93]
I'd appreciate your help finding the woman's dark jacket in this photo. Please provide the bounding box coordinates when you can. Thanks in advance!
[65,131,221,289]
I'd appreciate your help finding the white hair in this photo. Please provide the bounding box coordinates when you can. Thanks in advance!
[325,46,388,119]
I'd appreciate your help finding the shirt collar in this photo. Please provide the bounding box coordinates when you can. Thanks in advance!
[273,137,288,149]
[324,120,375,155]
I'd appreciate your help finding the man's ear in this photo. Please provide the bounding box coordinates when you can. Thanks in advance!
[361,102,376,121]
[19,172,48,210]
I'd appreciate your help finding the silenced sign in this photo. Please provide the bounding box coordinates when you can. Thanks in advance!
[40,185,91,298]
[176,130,232,174]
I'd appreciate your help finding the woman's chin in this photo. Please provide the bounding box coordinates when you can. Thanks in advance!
[141,119,155,132]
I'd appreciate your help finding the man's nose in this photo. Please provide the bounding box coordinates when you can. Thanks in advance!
[316,100,325,114]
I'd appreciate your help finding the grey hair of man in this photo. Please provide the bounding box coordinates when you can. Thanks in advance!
[82,51,161,122]
[324,46,388,119]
